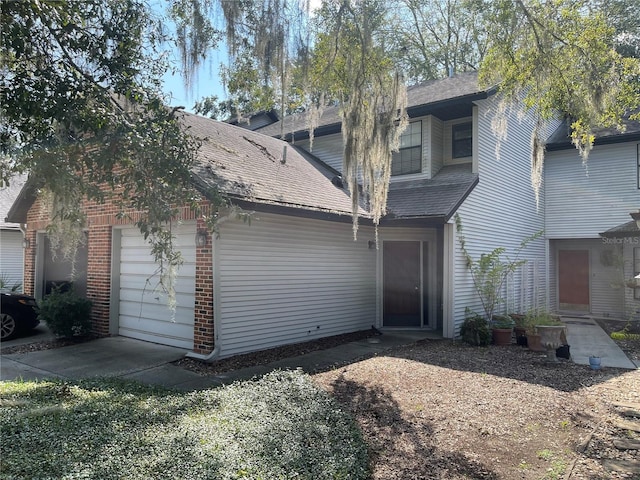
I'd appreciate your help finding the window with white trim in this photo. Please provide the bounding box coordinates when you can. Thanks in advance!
[391,121,422,176]
[452,121,472,159]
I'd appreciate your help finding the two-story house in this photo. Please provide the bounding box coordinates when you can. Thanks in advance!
[257,72,553,337]
[8,72,557,358]
[544,118,640,320]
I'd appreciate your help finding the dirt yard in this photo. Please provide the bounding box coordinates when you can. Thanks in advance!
[313,340,639,479]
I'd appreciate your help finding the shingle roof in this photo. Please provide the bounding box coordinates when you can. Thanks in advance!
[1,173,28,229]
[182,112,367,218]
[256,71,492,139]
[600,220,640,237]
[7,112,477,225]
[385,164,478,221]
[546,115,640,150]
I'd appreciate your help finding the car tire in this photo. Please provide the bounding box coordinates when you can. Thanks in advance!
[1,312,17,341]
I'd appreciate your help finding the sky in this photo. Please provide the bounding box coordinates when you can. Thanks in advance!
[157,0,322,113]
[161,54,227,113]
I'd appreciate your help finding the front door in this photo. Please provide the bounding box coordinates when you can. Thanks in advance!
[383,241,421,327]
[558,249,590,312]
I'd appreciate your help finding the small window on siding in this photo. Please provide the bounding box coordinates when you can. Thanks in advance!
[392,121,422,176]
[452,122,472,159]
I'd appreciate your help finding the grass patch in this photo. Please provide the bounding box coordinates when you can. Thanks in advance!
[0,370,368,479]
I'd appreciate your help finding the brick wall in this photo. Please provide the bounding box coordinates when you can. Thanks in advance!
[194,217,214,353]
[23,194,215,352]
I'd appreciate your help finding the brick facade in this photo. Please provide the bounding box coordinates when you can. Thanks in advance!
[23,195,215,354]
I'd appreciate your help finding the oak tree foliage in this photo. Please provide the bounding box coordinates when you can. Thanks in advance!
[1,0,214,298]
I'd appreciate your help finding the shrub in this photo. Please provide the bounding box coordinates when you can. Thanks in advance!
[460,309,491,346]
[38,287,92,337]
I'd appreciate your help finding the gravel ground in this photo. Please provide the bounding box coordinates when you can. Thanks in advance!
[313,341,640,480]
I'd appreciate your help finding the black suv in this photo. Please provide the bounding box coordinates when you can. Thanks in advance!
[1,293,39,341]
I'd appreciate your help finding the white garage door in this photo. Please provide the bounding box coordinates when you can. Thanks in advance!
[117,223,196,349]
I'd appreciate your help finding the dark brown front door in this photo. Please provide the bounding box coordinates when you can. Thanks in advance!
[383,241,421,327]
[558,249,590,312]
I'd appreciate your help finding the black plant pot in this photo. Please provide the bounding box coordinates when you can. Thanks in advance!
[516,335,528,347]
[556,344,570,359]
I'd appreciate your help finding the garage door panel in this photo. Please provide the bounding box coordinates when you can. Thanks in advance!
[119,262,196,278]
[119,291,196,310]
[118,323,194,349]
[117,224,195,349]
[118,277,196,297]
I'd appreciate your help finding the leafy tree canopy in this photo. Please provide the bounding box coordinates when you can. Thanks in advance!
[1,0,214,294]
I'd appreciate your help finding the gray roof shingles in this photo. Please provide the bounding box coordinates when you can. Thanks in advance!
[8,75,482,224]
[256,71,487,139]
[386,164,478,220]
[1,173,28,229]
[547,114,640,150]
[182,112,367,218]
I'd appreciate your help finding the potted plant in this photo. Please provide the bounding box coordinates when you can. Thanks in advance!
[530,310,566,361]
[455,215,543,345]
[510,313,529,346]
[460,308,491,347]
[491,314,515,346]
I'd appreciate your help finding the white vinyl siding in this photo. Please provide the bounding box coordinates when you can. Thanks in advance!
[115,223,196,349]
[549,239,625,317]
[449,97,551,335]
[429,116,444,176]
[0,230,24,292]
[297,134,344,173]
[216,213,376,358]
[545,142,640,238]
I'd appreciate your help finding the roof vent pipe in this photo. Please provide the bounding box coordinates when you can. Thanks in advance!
[449,66,454,77]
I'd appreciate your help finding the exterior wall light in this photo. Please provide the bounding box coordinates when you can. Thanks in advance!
[196,230,208,248]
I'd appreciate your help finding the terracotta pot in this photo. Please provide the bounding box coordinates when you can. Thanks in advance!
[527,333,545,352]
[492,328,513,346]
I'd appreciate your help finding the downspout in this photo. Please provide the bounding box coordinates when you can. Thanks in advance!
[185,210,239,362]
[19,223,27,242]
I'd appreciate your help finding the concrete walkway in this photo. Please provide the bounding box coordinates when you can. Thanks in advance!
[0,331,439,391]
[561,316,637,369]
[1,319,636,391]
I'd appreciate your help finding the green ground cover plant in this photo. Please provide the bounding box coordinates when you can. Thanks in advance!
[0,370,368,480]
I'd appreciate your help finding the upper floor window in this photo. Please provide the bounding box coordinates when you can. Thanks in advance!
[452,122,472,159]
[392,121,422,176]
